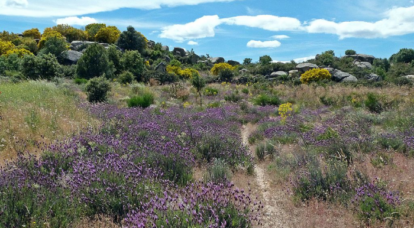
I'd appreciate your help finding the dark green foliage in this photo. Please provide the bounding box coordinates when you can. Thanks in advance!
[253,94,281,106]
[5,53,21,71]
[204,87,219,96]
[119,71,134,84]
[224,92,242,103]
[365,93,383,113]
[219,68,234,82]
[387,63,414,78]
[74,78,88,84]
[259,55,272,65]
[120,50,145,81]
[0,56,6,74]
[373,58,390,72]
[59,65,76,78]
[85,77,111,103]
[38,36,67,59]
[21,54,37,79]
[345,50,356,55]
[143,70,178,84]
[241,88,249,94]
[127,92,154,108]
[22,53,62,80]
[76,43,114,80]
[107,45,122,75]
[316,50,335,66]
[390,48,414,63]
[116,26,146,53]
[85,23,106,41]
[243,58,252,65]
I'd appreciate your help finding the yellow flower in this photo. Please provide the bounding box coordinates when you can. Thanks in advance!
[183,102,191,108]
[278,102,293,124]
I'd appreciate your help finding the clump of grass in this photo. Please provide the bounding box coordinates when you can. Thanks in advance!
[256,141,277,160]
[127,92,154,108]
[253,94,281,106]
[204,158,232,184]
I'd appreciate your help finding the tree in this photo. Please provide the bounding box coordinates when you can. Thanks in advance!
[85,23,106,41]
[191,73,205,107]
[19,37,39,54]
[38,36,67,58]
[259,55,272,65]
[0,40,15,55]
[95,26,121,44]
[316,50,335,66]
[390,48,414,63]
[0,31,19,41]
[120,50,145,81]
[345,50,356,55]
[36,53,62,80]
[116,26,147,53]
[107,45,122,75]
[76,43,113,79]
[243,58,252,65]
[22,28,41,39]
[21,54,37,79]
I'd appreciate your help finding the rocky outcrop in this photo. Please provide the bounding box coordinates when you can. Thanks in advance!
[403,75,414,80]
[61,50,82,65]
[289,70,299,77]
[265,71,287,80]
[161,46,169,52]
[155,62,167,73]
[208,57,225,64]
[147,40,155,49]
[332,69,358,82]
[239,68,249,74]
[354,61,373,69]
[345,54,375,64]
[341,75,358,82]
[189,54,200,65]
[296,63,318,73]
[228,60,240,66]
[173,47,186,57]
[70,41,95,51]
[164,55,171,63]
[365,73,381,81]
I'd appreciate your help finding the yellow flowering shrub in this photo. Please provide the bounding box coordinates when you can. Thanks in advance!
[95,26,121,44]
[210,63,235,76]
[166,65,199,79]
[22,28,41,39]
[0,40,15,55]
[38,29,64,49]
[300,68,331,84]
[5,48,33,57]
[183,102,191,108]
[278,102,293,123]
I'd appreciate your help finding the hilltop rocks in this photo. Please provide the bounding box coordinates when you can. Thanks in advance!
[403,75,414,80]
[188,54,200,65]
[289,70,299,77]
[365,73,381,81]
[173,47,186,57]
[161,46,169,52]
[209,57,225,64]
[266,71,287,80]
[62,50,82,65]
[332,69,358,82]
[70,41,95,50]
[228,60,240,66]
[354,61,373,69]
[345,54,375,64]
[239,68,249,74]
[164,55,171,63]
[147,40,155,49]
[155,62,167,73]
[296,63,318,73]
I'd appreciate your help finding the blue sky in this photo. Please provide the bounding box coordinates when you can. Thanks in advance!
[1,0,414,62]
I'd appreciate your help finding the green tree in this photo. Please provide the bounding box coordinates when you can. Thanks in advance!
[36,53,62,80]
[191,73,205,107]
[219,68,234,82]
[316,50,335,66]
[390,48,414,63]
[120,50,144,81]
[51,24,87,42]
[21,54,37,79]
[259,55,272,65]
[116,26,147,53]
[76,43,113,79]
[38,36,67,59]
[243,58,252,65]
[85,23,106,41]
[345,50,356,55]
[107,45,122,75]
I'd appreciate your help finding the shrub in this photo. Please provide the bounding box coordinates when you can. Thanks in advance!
[22,28,41,39]
[85,77,111,103]
[211,63,235,76]
[5,48,33,58]
[51,24,87,42]
[390,48,414,63]
[127,92,154,108]
[204,87,219,96]
[5,53,21,71]
[38,29,64,49]
[120,50,145,81]
[116,26,147,53]
[259,55,272,65]
[21,54,37,78]
[204,158,232,184]
[76,43,114,79]
[94,26,121,44]
[192,73,205,106]
[74,78,88,84]
[224,92,242,103]
[253,94,281,106]
[38,36,67,58]
[241,88,249,94]
[85,23,107,41]
[119,71,134,84]
[219,68,234,82]
[35,53,62,80]
[345,49,356,55]
[365,93,383,113]
[300,68,331,84]
[107,45,122,75]
[0,40,15,55]
[256,142,276,161]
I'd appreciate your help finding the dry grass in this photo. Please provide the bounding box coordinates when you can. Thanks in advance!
[0,80,99,164]
[72,215,120,228]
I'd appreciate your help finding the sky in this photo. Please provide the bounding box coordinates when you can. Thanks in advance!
[1,0,414,62]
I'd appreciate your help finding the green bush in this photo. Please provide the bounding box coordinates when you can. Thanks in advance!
[36,53,62,80]
[38,36,67,60]
[219,68,234,82]
[204,158,232,184]
[241,88,249,94]
[224,92,242,103]
[107,45,122,75]
[365,93,383,113]
[119,71,134,84]
[345,50,356,55]
[256,142,276,161]
[85,77,111,103]
[127,92,154,108]
[116,26,147,53]
[204,87,219,96]
[253,94,281,106]
[74,78,88,85]
[76,43,114,79]
[120,50,145,81]
[300,68,331,84]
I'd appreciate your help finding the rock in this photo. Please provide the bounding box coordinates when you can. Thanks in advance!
[239,68,249,74]
[147,40,155,49]
[173,47,186,57]
[268,71,287,78]
[296,63,319,73]
[403,75,414,80]
[155,62,167,73]
[62,50,82,65]
[289,70,299,77]
[228,60,240,66]
[354,61,373,69]
[345,54,375,64]
[164,55,171,63]
[323,67,335,74]
[365,73,381,81]
[342,75,358,82]
[70,41,95,50]
[161,46,169,52]
[332,70,357,82]
[208,57,225,64]
[189,54,200,65]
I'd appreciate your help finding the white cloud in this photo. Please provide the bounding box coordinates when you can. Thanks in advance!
[272,35,290,39]
[247,40,281,48]
[0,0,236,17]
[55,16,97,26]
[187,40,199,45]
[222,15,303,31]
[306,5,414,39]
[293,56,315,63]
[159,15,221,42]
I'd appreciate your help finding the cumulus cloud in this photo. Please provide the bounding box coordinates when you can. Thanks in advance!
[247,40,281,48]
[272,35,290,39]
[306,5,414,39]
[293,56,315,63]
[55,16,97,26]
[159,15,221,42]
[222,15,303,31]
[187,41,199,45]
[0,0,235,17]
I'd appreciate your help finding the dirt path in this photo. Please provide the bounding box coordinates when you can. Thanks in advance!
[241,124,293,228]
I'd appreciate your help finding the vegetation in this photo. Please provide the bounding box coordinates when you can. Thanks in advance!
[85,76,111,102]
[300,68,332,84]
[76,43,113,79]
